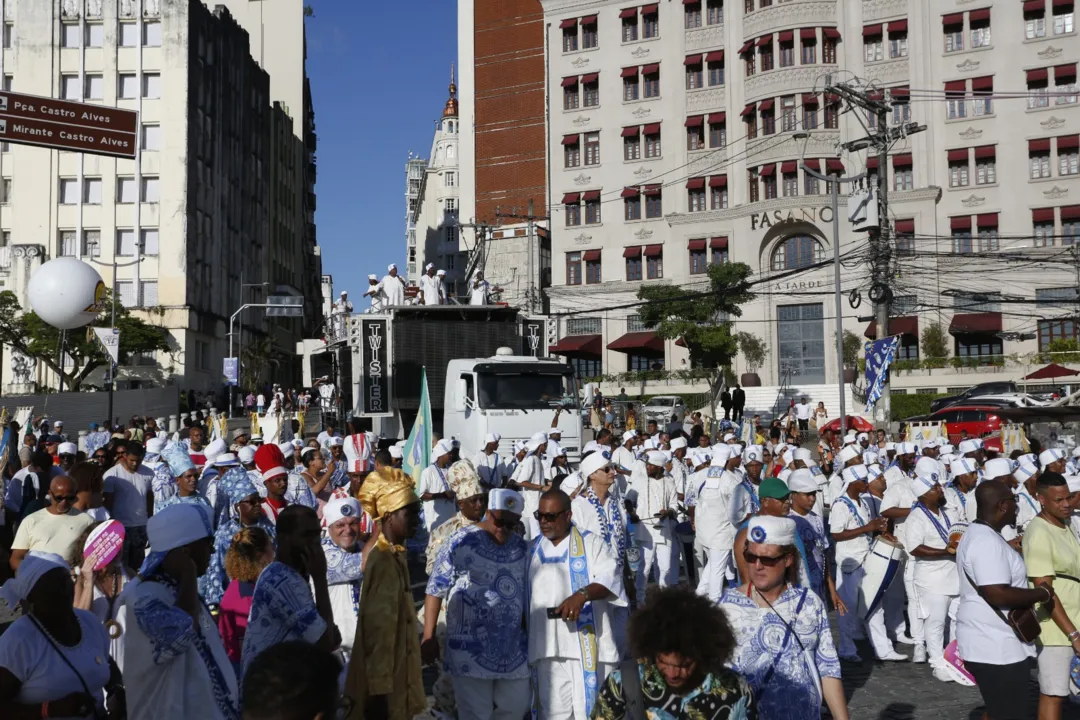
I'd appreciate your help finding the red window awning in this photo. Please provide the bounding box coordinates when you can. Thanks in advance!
[549,334,603,357]
[581,14,598,25]
[562,134,579,145]
[891,86,910,99]
[741,103,756,117]
[688,239,707,251]
[895,219,915,233]
[643,184,662,196]
[581,72,599,83]
[684,115,704,127]
[865,316,918,339]
[643,244,663,257]
[947,149,969,163]
[621,125,640,137]
[803,158,822,171]
[1059,135,1080,150]
[705,50,725,62]
[709,175,728,187]
[1027,68,1049,84]
[942,13,964,27]
[949,312,1002,335]
[756,35,773,47]
[685,54,703,66]
[944,80,967,93]
[562,192,581,204]
[969,8,991,22]
[951,215,972,230]
[623,246,642,258]
[561,76,578,87]
[1054,0,1074,7]
[892,154,913,168]
[640,5,658,15]
[974,145,996,159]
[621,66,639,77]
[1033,208,1056,223]
[977,212,998,228]
[619,8,637,19]
[888,19,908,33]
[822,28,841,39]
[686,177,706,189]
[1062,205,1080,220]
[863,24,883,37]
[1025,0,1045,12]
[1030,138,1052,152]
[710,236,729,249]
[708,112,726,124]
[970,76,993,91]
[800,28,817,40]
[781,160,798,174]
[760,163,776,177]
[582,249,601,261]
[738,40,755,55]
[759,98,775,111]
[1056,63,1078,82]
[866,156,879,169]
[778,30,794,43]
[559,18,577,29]
[801,93,819,104]
[582,190,601,201]
[826,158,845,173]
[642,122,661,134]
[607,331,664,353]
[641,63,660,74]
[621,186,640,198]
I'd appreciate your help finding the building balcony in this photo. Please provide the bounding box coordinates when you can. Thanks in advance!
[862,0,908,23]
[685,23,724,52]
[744,64,834,103]
[686,85,727,113]
[743,0,836,38]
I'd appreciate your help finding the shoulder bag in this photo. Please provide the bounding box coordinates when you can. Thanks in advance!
[964,569,1041,644]
[27,614,110,720]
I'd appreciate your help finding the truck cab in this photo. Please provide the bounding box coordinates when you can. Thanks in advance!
[444,347,582,462]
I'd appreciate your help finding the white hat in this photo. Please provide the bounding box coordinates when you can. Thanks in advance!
[485,432,502,445]
[984,458,1014,480]
[581,451,612,479]
[489,488,525,514]
[897,442,918,456]
[277,442,295,459]
[867,464,885,481]
[730,443,745,457]
[915,456,942,485]
[551,445,568,458]
[645,450,667,467]
[368,274,378,281]
[885,442,896,452]
[781,450,795,467]
[513,440,527,454]
[388,445,403,460]
[622,430,637,444]
[329,437,344,447]
[958,440,981,455]
[778,467,792,482]
[722,433,736,442]
[237,447,256,464]
[950,457,979,481]
[857,432,869,442]
[710,444,733,467]
[747,516,797,546]
[670,437,688,451]
[841,465,869,488]
[146,437,166,455]
[582,441,602,455]
[939,453,956,467]
[863,450,879,466]
[940,444,955,455]
[793,448,812,462]
[57,442,77,456]
[643,437,660,451]
[787,469,817,493]
[250,434,263,443]
[437,269,446,276]
[292,438,304,450]
[743,445,764,464]
[530,431,549,445]
[388,263,397,271]
[837,445,861,464]
[214,453,239,468]
[1014,459,1039,484]
[204,438,227,464]
[144,503,213,565]
[912,473,937,497]
[433,439,454,457]
[324,496,362,527]
[300,446,319,460]
[1041,449,1066,468]
[425,263,435,271]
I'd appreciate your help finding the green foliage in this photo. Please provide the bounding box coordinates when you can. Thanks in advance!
[921,321,949,363]
[891,392,950,421]
[841,330,861,368]
[1046,338,1080,363]
[736,331,768,373]
[0,289,169,390]
[241,337,280,391]
[304,4,314,17]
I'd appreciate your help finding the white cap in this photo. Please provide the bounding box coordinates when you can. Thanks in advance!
[958,440,981,455]
[425,263,435,271]
[940,444,955,455]
[146,437,166,455]
[581,451,612,478]
[54,420,64,427]
[388,263,397,271]
[490,488,525,514]
[623,430,637,443]
[433,438,454,457]
[1014,459,1039,483]
[329,437,344,447]
[912,474,938,497]
[549,426,562,436]
[747,516,796,546]
[857,432,869,442]
[730,443,744,457]
[897,442,918,456]
[1041,449,1066,468]
[324,496,362,526]
[670,437,688,451]
[388,445,403,459]
[837,445,861,464]
[58,442,77,455]
[437,269,446,276]
[867,463,885,481]
[277,442,295,459]
[484,432,502,445]
[950,457,979,481]
[787,469,817,493]
[582,441,602,455]
[841,465,869,488]
[238,447,256,464]
[915,456,943,485]
[743,445,764,464]
[645,450,667,467]
[793,448,812,462]
[368,274,378,281]
[885,442,895,452]
[723,433,736,442]
[984,458,1014,480]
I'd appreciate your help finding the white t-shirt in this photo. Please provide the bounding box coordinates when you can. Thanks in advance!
[103,464,154,527]
[418,464,456,532]
[256,394,266,406]
[381,274,406,306]
[693,468,741,550]
[956,522,1037,664]
[0,610,110,717]
[903,504,961,595]
[794,402,812,421]
[881,472,917,546]
[829,494,873,573]
[472,450,505,489]
[470,280,491,305]
[11,507,96,559]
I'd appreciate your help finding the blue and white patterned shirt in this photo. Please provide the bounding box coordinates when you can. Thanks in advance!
[240,562,326,679]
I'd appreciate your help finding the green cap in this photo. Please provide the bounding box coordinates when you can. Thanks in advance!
[758,477,791,501]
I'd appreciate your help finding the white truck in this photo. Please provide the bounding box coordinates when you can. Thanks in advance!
[444,347,583,462]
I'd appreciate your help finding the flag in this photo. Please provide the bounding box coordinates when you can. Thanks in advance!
[402,367,432,489]
[865,335,901,411]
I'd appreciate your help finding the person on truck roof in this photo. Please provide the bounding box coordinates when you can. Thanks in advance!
[381,263,407,307]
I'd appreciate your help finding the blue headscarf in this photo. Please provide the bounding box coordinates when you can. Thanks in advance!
[162,442,195,477]
[220,465,258,504]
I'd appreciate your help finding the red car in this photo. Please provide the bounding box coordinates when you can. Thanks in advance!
[923,405,1004,451]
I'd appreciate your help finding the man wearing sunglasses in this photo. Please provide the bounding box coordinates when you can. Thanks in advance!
[9,475,94,571]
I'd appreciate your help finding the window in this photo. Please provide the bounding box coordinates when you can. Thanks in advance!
[890,33,908,58]
[138,281,158,307]
[622,12,638,42]
[61,74,80,100]
[690,246,707,274]
[745,111,758,139]
[948,151,969,187]
[706,0,723,25]
[645,127,661,158]
[0,179,11,204]
[1036,287,1077,308]
[2,75,11,91]
[802,38,816,64]
[83,178,102,204]
[585,195,601,224]
[141,124,161,151]
[955,334,1002,362]
[760,42,774,71]
[763,170,777,199]
[626,252,642,280]
[1028,68,1050,108]
[582,19,598,49]
[1035,210,1056,247]
[646,248,663,279]
[685,1,702,28]
[624,132,641,160]
[804,174,820,195]
[643,9,659,38]
[1058,65,1079,104]
[570,357,602,379]
[1054,3,1074,34]
[563,24,579,52]
[564,136,580,168]
[803,103,819,129]
[709,119,726,147]
[686,58,703,90]
[117,177,137,203]
[61,23,80,48]
[824,101,839,129]
[686,120,704,151]
[761,107,775,135]
[119,22,139,47]
[749,168,760,202]
[895,220,915,255]
[444,172,457,187]
[1028,4,1048,39]
[712,244,729,265]
[645,187,662,218]
[583,76,599,106]
[975,147,996,185]
[944,16,964,52]
[1061,137,1080,175]
[59,178,78,204]
[708,58,724,86]
[117,281,136,308]
[142,73,161,99]
[1031,139,1052,177]
[565,197,581,226]
[567,252,582,285]
[564,78,580,110]
[625,193,641,220]
[622,72,639,101]
[946,82,967,119]
[745,0,753,11]
[771,236,823,270]
[628,354,663,371]
[2,23,11,49]
[643,66,660,98]
[783,171,798,197]
[83,230,100,257]
[58,230,76,257]
[119,74,138,99]
[977,215,999,251]
[1065,212,1080,244]
[970,10,992,48]
[584,132,600,165]
[140,176,160,202]
[1039,320,1079,351]
[780,40,794,67]
[894,167,913,191]
[116,229,137,256]
[141,229,159,255]
[143,21,162,47]
[445,224,458,244]
[780,95,796,132]
[864,36,883,62]
[823,35,838,64]
[585,253,601,284]
[85,22,104,47]
[744,50,756,77]
[688,184,706,212]
[951,218,973,253]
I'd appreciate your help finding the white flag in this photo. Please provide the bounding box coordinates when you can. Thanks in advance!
[93,327,120,365]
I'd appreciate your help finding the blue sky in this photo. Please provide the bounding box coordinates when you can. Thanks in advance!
[305,1,457,301]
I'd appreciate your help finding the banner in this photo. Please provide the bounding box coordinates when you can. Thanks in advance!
[402,367,432,490]
[93,327,120,366]
[865,335,900,411]
[223,357,239,386]
[357,317,392,417]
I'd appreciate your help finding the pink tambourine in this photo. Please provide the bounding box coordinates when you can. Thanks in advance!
[943,640,977,687]
[83,520,126,572]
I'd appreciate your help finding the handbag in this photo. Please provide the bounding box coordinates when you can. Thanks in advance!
[28,614,110,720]
[964,569,1041,644]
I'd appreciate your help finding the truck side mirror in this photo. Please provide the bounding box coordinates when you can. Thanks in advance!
[456,378,469,412]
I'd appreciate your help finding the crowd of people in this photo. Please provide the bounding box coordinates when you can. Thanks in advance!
[0,404,1074,720]
[361,262,503,312]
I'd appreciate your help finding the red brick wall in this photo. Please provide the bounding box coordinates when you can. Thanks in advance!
[474,0,547,223]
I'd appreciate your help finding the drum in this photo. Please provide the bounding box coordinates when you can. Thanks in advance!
[860,536,903,619]
[947,524,968,555]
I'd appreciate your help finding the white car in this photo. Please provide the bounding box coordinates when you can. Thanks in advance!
[642,395,687,425]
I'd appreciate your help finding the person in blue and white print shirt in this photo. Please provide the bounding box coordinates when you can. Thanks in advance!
[319,495,365,664]
[422,488,530,720]
[420,439,458,533]
[903,466,963,683]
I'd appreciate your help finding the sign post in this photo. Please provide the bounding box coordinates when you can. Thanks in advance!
[0,91,137,159]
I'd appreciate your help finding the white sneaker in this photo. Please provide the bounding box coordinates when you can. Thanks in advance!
[913,645,928,663]
[895,632,916,645]
[877,650,909,662]
[933,666,956,683]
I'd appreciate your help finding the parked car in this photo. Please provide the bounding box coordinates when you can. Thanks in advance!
[642,395,687,425]
[930,381,1019,412]
[908,404,1005,451]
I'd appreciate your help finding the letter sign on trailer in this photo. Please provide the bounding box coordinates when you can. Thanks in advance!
[0,91,137,159]
[357,316,393,418]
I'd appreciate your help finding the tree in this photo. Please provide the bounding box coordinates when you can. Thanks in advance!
[1047,338,1080,363]
[736,331,768,374]
[0,290,170,391]
[921,321,949,368]
[841,330,862,368]
[637,262,754,420]
[241,336,280,391]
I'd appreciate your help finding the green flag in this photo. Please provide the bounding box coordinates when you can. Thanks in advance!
[402,367,432,489]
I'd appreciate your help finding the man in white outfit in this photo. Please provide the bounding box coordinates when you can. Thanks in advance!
[692,444,740,602]
[380,263,407,307]
[419,439,457,532]
[420,264,441,306]
[362,274,388,313]
[472,432,505,490]
[625,451,680,596]
[436,269,449,304]
[511,432,549,539]
[610,431,638,484]
[881,442,922,653]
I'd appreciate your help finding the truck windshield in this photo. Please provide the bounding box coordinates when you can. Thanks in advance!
[476,372,574,410]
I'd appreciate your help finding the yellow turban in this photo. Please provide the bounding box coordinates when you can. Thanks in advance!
[357,468,420,520]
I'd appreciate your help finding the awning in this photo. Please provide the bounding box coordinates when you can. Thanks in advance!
[1024,362,1080,380]
[708,112,726,123]
[621,66,639,78]
[709,175,728,187]
[803,158,822,171]
[1033,208,1056,223]
[756,35,772,46]
[562,134,579,145]
[710,236,729,249]
[865,315,918,339]
[607,331,665,353]
[741,103,756,117]
[559,18,577,29]
[942,13,964,27]
[641,63,660,74]
[801,92,819,104]
[1056,63,1078,81]
[892,153,913,168]
[549,334,602,357]
[621,186,640,198]
[826,158,845,173]
[623,246,642,258]
[619,8,637,19]
[971,76,993,92]
[977,212,998,228]
[888,19,908,33]
[947,149,969,163]
[891,86,910,98]
[642,122,661,134]
[974,145,995,159]
[951,215,972,230]
[895,219,915,233]
[1025,0,1045,12]
[781,160,798,173]
[778,30,794,43]
[944,80,967,93]
[969,8,991,22]
[705,50,724,62]
[686,177,706,189]
[685,115,704,127]
[581,72,599,83]
[621,125,640,137]
[1030,138,1052,152]
[582,250,601,262]
[866,156,880,169]
[561,76,578,87]
[1027,68,1049,84]
[641,3,658,14]
[759,98,775,111]
[738,40,755,55]
[1055,0,1074,6]
[1059,135,1080,150]
[643,184,662,196]
[684,54,704,66]
[1064,206,1080,220]
[863,24,883,37]
[949,312,1003,335]
[801,28,817,40]
[643,244,663,257]
[582,190,601,201]
[688,238,707,251]
[562,192,580,204]
[760,163,776,176]
[581,14,598,25]
[822,28,841,39]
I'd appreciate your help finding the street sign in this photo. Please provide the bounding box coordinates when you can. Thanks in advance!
[223,357,239,386]
[266,295,304,318]
[0,91,137,159]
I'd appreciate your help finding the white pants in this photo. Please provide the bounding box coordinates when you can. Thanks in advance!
[902,555,926,645]
[636,532,680,597]
[696,545,732,603]
[836,566,894,659]
[919,591,959,669]
[535,658,615,720]
[452,676,531,720]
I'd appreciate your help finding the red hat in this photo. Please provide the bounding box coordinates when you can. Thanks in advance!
[254,444,287,482]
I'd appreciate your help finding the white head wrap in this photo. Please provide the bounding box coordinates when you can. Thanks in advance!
[787,469,816,493]
[489,488,525,514]
[940,444,955,456]
[841,464,869,489]
[1041,449,1066,468]
[58,442,77,456]
[897,442,918,456]
[324,496,362,527]
[329,437,344,448]
[747,516,797,546]
[793,448,812,463]
[485,432,502,446]
[645,451,667,467]
[581,451,612,479]
[622,430,637,444]
[146,437,166,455]
[958,440,981,456]
[950,457,979,481]
[915,456,943,485]
[670,437,688,451]
[781,450,795,467]
[433,439,454,457]
[743,445,764,464]
[237,447,256,464]
[277,442,295,459]
[837,445,861,464]
[723,433,736,442]
[912,474,937,497]
[388,263,397,272]
[1014,459,1039,484]
[204,438,227,465]
[710,444,733,467]
[867,464,885,481]
[885,442,895,452]
[984,458,1014,480]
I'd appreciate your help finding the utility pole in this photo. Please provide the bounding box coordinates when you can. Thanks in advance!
[824,81,926,430]
[496,201,551,314]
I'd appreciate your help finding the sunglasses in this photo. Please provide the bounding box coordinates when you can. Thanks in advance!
[492,516,518,529]
[534,511,567,523]
[51,494,77,504]
[743,550,788,567]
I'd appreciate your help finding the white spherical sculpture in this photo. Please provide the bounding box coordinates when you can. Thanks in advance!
[27,258,107,330]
